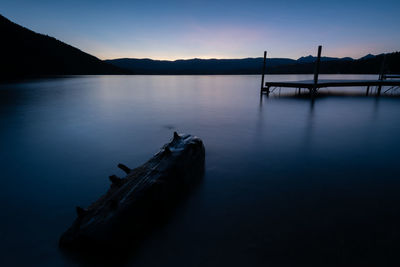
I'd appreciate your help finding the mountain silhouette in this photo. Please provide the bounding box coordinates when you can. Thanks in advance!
[104,57,296,75]
[296,55,353,63]
[0,14,130,81]
[106,53,400,75]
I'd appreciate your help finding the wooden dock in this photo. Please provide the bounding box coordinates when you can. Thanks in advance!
[261,46,400,97]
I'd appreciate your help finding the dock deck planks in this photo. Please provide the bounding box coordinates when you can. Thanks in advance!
[264,79,400,90]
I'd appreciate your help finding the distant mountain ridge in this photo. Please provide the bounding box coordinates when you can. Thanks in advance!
[0,14,129,81]
[106,53,400,75]
[296,55,354,63]
[105,57,297,75]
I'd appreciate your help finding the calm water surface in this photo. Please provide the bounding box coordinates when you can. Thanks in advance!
[1,75,400,266]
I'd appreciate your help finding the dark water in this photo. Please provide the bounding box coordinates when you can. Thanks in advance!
[1,75,400,266]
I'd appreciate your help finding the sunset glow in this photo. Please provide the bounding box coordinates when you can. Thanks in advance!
[2,0,400,60]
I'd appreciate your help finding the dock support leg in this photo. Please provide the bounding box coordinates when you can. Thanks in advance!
[312,45,322,99]
[260,51,267,93]
[377,54,386,97]
[366,86,370,96]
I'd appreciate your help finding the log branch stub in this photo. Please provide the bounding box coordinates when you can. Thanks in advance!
[109,175,123,186]
[117,163,131,174]
[173,131,180,141]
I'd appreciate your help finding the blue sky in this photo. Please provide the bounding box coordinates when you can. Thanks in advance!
[2,0,400,60]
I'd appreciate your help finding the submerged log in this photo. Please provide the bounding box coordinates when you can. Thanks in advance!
[59,132,205,250]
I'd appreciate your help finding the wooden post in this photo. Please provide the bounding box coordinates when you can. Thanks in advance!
[377,54,386,96]
[379,54,387,81]
[261,51,267,93]
[366,86,370,96]
[312,45,322,97]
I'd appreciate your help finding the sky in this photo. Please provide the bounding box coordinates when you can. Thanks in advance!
[2,0,400,60]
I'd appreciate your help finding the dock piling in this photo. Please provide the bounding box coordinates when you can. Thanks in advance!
[312,45,322,97]
[377,54,387,96]
[261,51,267,93]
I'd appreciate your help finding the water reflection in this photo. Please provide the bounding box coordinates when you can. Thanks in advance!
[1,75,400,266]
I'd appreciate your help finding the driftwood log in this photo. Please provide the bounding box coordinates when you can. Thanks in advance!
[59,132,205,250]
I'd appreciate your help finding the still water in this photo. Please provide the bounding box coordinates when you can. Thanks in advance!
[1,75,400,266]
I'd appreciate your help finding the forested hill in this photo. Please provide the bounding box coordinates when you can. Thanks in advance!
[0,14,129,81]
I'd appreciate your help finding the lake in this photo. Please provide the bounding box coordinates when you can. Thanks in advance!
[1,75,400,266]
